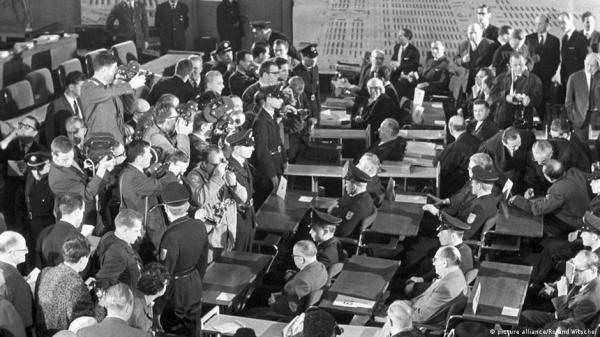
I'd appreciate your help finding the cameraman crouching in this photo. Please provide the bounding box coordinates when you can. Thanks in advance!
[48,136,114,232]
[142,103,192,160]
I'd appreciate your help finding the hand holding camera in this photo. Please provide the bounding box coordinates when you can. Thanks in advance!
[96,155,116,178]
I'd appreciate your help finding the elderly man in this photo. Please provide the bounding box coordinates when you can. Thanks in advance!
[361,118,407,162]
[380,300,424,337]
[0,231,32,331]
[467,99,498,142]
[196,70,226,107]
[565,53,600,142]
[558,12,588,86]
[354,77,405,141]
[353,49,386,98]
[411,246,467,324]
[435,115,480,198]
[147,58,195,105]
[419,41,451,96]
[520,250,600,328]
[356,152,386,209]
[333,163,375,239]
[456,23,496,96]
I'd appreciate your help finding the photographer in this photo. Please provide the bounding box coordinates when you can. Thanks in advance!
[81,51,146,145]
[142,103,192,160]
[187,145,241,260]
[48,136,114,230]
[283,76,314,163]
[65,116,87,166]
[189,111,216,172]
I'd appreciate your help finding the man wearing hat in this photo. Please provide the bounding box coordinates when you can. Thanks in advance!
[24,151,55,252]
[309,208,347,270]
[211,41,235,95]
[155,182,208,337]
[155,0,189,55]
[292,43,321,121]
[511,159,590,237]
[251,21,301,60]
[226,129,256,252]
[333,162,375,239]
[252,84,288,208]
[217,0,243,52]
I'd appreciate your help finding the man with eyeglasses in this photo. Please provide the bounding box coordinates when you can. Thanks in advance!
[354,78,404,142]
[0,231,33,331]
[142,103,191,160]
[520,250,600,328]
[242,60,280,112]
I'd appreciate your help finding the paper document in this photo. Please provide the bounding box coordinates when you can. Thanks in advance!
[213,322,243,335]
[472,283,481,314]
[81,224,95,237]
[413,88,425,106]
[502,179,514,200]
[216,292,236,302]
[395,194,427,204]
[333,294,375,309]
[276,177,288,199]
[501,306,520,317]
[298,196,314,203]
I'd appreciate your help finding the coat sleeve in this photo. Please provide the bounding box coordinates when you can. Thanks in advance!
[187,170,226,207]
[411,284,453,323]
[81,82,133,116]
[564,74,577,119]
[49,171,104,203]
[528,191,565,216]
[96,245,126,283]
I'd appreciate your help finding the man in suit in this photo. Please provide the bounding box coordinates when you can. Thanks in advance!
[0,231,32,331]
[155,0,189,55]
[511,159,590,237]
[582,12,600,53]
[211,41,235,96]
[229,50,258,97]
[436,116,480,198]
[491,29,529,76]
[559,12,588,86]
[251,21,301,61]
[355,78,406,142]
[410,246,467,324]
[81,51,145,145]
[362,118,407,162]
[37,194,83,267]
[292,43,321,121]
[549,118,592,162]
[477,5,499,42]
[142,104,192,160]
[525,14,561,125]
[270,240,328,317]
[467,99,498,142]
[309,208,347,270]
[147,58,194,106]
[44,71,84,147]
[48,136,112,230]
[456,23,496,96]
[77,283,149,337]
[241,60,279,112]
[187,55,204,96]
[106,0,149,51]
[390,28,420,87]
[217,0,243,52]
[519,250,600,328]
[565,53,600,142]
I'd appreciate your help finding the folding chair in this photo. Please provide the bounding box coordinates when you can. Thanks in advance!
[337,209,378,256]
[84,48,108,77]
[56,58,83,92]
[25,68,55,105]
[111,40,138,65]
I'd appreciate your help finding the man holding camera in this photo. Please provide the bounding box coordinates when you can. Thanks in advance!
[142,104,192,161]
[81,51,146,145]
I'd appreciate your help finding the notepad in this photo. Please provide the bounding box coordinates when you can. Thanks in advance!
[298,196,314,202]
[216,292,236,302]
[333,294,375,309]
[501,306,519,317]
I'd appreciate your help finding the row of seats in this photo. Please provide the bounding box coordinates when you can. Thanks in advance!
[0,41,139,122]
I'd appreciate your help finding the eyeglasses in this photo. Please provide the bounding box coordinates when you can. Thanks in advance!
[12,248,28,253]
[267,71,280,75]
[18,122,36,131]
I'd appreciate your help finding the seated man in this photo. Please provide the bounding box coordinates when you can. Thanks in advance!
[308,208,347,270]
[466,99,498,142]
[418,41,451,97]
[511,159,590,237]
[333,163,375,239]
[519,250,600,328]
[357,152,386,208]
[435,115,480,198]
[362,118,407,162]
[269,240,328,317]
[411,246,467,324]
[380,300,424,337]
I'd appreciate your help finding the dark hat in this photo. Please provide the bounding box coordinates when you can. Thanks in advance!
[582,211,600,235]
[250,20,271,31]
[160,181,190,206]
[471,166,499,183]
[303,309,341,337]
[311,207,342,227]
[438,211,471,232]
[344,162,372,183]
[232,328,257,337]
[25,151,51,168]
[216,40,232,54]
[299,43,319,58]
[226,129,255,147]
[259,85,286,99]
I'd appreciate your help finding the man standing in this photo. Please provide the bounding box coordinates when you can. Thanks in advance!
[292,43,321,120]
[211,41,235,95]
[582,12,600,53]
[476,5,499,42]
[251,21,301,60]
[456,23,496,96]
[216,0,243,52]
[229,50,258,97]
[565,53,600,142]
[0,231,32,331]
[24,151,55,254]
[106,0,149,52]
[241,60,279,112]
[44,71,85,147]
[155,0,189,55]
[558,12,588,86]
[390,28,420,86]
[157,182,208,337]
[187,55,204,96]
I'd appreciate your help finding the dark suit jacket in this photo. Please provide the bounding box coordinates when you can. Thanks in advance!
[491,70,543,129]
[363,136,407,162]
[565,70,600,128]
[38,221,80,267]
[270,261,328,316]
[106,0,148,47]
[584,30,600,53]
[457,38,496,93]
[491,43,529,76]
[44,95,81,147]
[391,43,420,83]
[155,1,189,52]
[483,24,499,42]
[421,56,450,94]
[467,118,498,142]
[252,109,287,181]
[147,75,194,105]
[552,277,600,325]
[78,317,150,337]
[316,237,347,270]
[0,261,32,328]
[560,30,588,85]
[525,33,561,83]
[358,93,406,141]
[435,132,481,198]
[229,69,257,97]
[95,231,142,291]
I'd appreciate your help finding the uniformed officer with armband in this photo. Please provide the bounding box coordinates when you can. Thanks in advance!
[155,182,208,337]
[292,43,321,122]
[333,162,376,239]
[225,129,256,252]
[309,207,347,270]
[24,151,55,252]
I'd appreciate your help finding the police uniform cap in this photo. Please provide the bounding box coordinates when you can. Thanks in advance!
[25,151,51,167]
[216,40,232,54]
[438,211,471,232]
[160,182,190,206]
[299,42,319,58]
[250,21,271,31]
[344,162,372,183]
[311,207,342,227]
[582,211,600,235]
[226,129,255,147]
[303,308,341,337]
[471,166,499,183]
[259,85,286,99]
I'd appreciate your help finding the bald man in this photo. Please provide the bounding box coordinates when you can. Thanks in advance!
[456,23,496,95]
[565,53,600,141]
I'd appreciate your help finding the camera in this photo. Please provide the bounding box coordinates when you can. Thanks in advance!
[511,94,524,105]
[175,100,199,125]
[116,60,157,83]
[82,133,120,171]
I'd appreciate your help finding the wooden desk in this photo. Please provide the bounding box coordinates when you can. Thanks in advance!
[372,200,423,237]
[202,251,271,308]
[310,125,371,147]
[380,163,440,196]
[142,53,199,76]
[420,101,446,128]
[202,313,381,337]
[285,164,344,192]
[495,203,544,238]
[462,261,532,326]
[399,129,445,142]
[320,255,400,316]
[319,108,351,128]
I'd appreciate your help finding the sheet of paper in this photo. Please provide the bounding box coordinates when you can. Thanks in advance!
[501,306,520,317]
[395,194,427,204]
[216,292,236,302]
[472,283,481,314]
[213,322,243,335]
[298,196,314,203]
[431,102,444,109]
[413,88,425,106]
[502,179,514,200]
[333,294,375,309]
[276,176,288,199]
[81,224,95,237]
[434,120,446,126]
[320,109,332,116]
[26,267,40,293]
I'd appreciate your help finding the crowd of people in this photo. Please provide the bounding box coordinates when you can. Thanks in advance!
[3,1,600,337]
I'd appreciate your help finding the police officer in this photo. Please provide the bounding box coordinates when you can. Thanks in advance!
[226,129,256,252]
[106,0,149,52]
[155,0,189,55]
[211,41,235,96]
[292,43,321,121]
[156,182,208,337]
[216,0,243,52]
[333,162,375,239]
[309,208,346,270]
[24,151,55,258]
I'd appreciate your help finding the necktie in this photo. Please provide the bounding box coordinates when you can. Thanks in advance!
[171,2,176,9]
[73,100,81,118]
[539,34,544,47]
